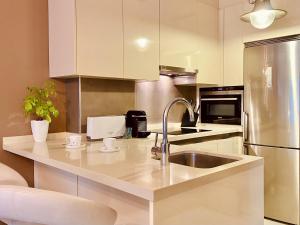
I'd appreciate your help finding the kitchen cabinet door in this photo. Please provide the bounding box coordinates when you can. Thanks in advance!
[182,136,243,155]
[218,137,236,155]
[235,136,243,154]
[222,4,244,86]
[218,136,243,155]
[76,0,124,78]
[34,162,77,196]
[182,141,219,154]
[160,0,199,69]
[195,2,221,85]
[49,0,159,80]
[49,0,123,78]
[48,0,77,77]
[160,0,221,85]
[78,177,149,225]
[123,0,159,80]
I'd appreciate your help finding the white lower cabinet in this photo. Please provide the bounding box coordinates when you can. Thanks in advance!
[177,135,243,155]
[34,162,77,195]
[218,136,243,155]
[34,163,150,225]
[77,177,149,225]
[182,140,219,154]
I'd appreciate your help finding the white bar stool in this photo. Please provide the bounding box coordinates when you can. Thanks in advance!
[0,163,28,187]
[0,164,117,225]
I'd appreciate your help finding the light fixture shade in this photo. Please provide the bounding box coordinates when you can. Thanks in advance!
[241,0,287,29]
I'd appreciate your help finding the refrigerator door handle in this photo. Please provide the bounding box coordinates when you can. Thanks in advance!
[243,112,249,142]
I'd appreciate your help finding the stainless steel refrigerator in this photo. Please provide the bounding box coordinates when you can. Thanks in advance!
[244,35,300,224]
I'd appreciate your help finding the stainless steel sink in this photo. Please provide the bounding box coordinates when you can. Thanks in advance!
[169,151,239,168]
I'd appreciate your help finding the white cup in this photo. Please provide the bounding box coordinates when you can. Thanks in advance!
[66,134,82,147]
[103,138,116,150]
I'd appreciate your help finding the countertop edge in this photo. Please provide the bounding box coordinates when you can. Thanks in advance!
[3,144,155,201]
[153,158,263,201]
[3,143,262,202]
[2,127,256,203]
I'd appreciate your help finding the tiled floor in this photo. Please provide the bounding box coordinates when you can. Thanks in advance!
[264,219,286,225]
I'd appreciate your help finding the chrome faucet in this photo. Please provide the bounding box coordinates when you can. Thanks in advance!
[160,98,195,166]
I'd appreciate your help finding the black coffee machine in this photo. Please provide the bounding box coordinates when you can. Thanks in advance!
[126,110,151,138]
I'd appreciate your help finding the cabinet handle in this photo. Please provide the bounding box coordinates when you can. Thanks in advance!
[243,112,249,142]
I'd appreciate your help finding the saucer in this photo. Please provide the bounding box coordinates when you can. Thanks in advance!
[65,143,86,150]
[100,146,120,153]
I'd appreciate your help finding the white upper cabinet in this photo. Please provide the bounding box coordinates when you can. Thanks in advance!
[160,0,199,70]
[222,4,244,86]
[76,0,124,79]
[48,0,159,80]
[160,0,221,85]
[195,2,221,85]
[123,0,159,81]
[48,0,77,77]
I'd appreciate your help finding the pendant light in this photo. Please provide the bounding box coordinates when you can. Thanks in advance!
[240,0,287,29]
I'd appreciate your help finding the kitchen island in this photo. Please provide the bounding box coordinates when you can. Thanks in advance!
[3,132,263,225]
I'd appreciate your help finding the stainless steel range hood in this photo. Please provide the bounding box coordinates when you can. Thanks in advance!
[159,65,198,77]
[159,65,198,85]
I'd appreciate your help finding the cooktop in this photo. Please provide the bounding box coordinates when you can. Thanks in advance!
[168,128,211,135]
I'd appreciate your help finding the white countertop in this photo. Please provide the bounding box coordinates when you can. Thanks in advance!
[149,123,243,142]
[3,125,258,202]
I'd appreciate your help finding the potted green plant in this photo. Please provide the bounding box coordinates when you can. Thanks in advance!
[23,81,59,142]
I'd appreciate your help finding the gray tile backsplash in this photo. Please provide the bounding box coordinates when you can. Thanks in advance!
[135,76,196,124]
[66,76,196,133]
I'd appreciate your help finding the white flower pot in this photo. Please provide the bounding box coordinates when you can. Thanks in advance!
[31,120,49,142]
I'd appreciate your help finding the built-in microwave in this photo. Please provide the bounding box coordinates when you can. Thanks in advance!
[200,86,244,125]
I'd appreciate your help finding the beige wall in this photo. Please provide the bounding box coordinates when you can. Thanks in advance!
[219,0,300,41]
[0,0,66,187]
[219,0,300,86]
